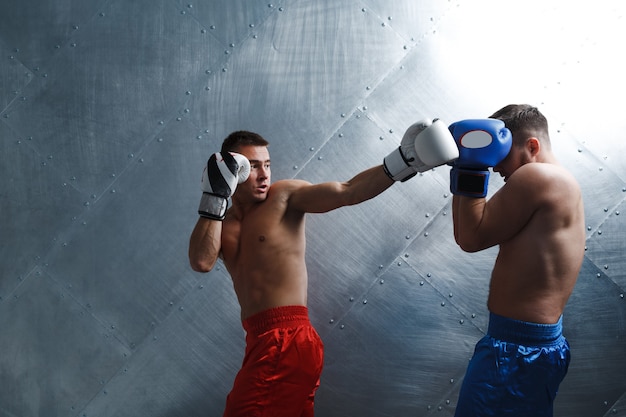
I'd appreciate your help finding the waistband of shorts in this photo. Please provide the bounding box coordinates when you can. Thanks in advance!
[243,305,310,335]
[487,312,564,346]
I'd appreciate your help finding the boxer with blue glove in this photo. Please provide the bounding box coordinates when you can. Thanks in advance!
[450,105,585,417]
[448,119,512,197]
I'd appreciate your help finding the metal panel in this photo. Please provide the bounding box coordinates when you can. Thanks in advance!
[40,115,207,348]
[0,0,625,416]
[556,258,626,417]
[0,267,130,417]
[0,122,85,296]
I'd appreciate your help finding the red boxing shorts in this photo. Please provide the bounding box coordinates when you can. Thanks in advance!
[223,305,324,417]
[454,312,570,417]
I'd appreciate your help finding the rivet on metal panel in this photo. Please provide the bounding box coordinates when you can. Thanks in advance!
[363,299,367,304]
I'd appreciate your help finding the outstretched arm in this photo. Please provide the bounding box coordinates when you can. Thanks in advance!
[289,165,394,213]
[290,118,459,213]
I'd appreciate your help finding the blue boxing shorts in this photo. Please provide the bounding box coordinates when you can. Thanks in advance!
[454,312,570,417]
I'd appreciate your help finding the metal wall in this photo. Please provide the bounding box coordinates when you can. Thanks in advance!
[1,1,625,416]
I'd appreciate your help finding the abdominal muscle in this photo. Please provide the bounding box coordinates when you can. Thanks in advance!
[222,210,310,321]
[487,224,583,324]
[229,258,309,321]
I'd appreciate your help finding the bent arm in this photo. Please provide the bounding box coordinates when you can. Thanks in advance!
[189,217,222,272]
[452,194,490,252]
[452,168,539,252]
[290,165,394,213]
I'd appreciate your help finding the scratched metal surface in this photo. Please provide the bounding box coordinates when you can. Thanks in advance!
[0,1,625,416]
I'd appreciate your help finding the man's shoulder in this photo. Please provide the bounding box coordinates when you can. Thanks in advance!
[269,179,313,192]
[514,162,581,204]
[517,162,577,185]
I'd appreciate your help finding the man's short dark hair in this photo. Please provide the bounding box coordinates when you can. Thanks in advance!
[221,131,269,153]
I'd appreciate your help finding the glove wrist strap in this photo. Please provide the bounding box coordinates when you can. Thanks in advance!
[450,167,490,198]
[383,147,417,182]
[198,192,228,220]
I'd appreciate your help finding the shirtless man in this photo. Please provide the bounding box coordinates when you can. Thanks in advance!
[189,122,458,417]
[449,104,586,417]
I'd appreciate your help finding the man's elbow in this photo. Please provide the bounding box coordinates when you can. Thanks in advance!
[189,258,214,273]
[455,235,484,253]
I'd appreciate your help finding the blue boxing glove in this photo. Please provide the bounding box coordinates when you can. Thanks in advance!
[448,119,512,197]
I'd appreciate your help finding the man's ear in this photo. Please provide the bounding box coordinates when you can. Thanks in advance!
[527,137,541,157]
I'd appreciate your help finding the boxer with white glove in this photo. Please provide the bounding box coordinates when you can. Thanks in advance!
[448,119,512,198]
[383,118,459,182]
[198,152,251,220]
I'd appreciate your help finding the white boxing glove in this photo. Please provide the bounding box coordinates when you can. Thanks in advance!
[383,119,459,181]
[198,152,250,220]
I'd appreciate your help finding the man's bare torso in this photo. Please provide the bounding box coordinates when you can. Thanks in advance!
[220,181,309,321]
[488,164,585,324]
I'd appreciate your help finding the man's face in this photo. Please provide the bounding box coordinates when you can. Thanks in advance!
[493,141,531,182]
[234,145,271,202]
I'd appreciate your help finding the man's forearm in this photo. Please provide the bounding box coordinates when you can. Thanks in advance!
[189,218,222,272]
